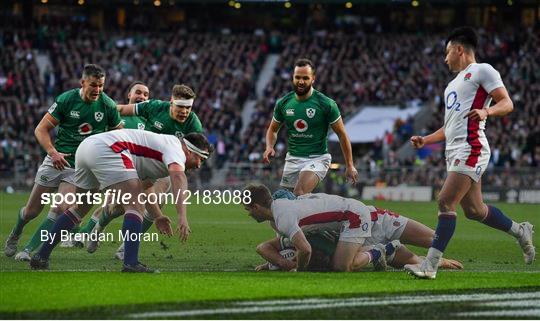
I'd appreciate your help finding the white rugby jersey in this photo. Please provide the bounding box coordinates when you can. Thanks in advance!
[443,63,504,155]
[271,193,372,240]
[94,129,186,180]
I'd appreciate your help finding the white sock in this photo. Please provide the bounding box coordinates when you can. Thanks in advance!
[509,222,521,238]
[426,247,442,267]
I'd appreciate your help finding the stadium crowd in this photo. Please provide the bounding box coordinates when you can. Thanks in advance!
[1,17,539,189]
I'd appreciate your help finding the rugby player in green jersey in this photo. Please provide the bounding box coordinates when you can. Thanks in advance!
[86,84,204,259]
[263,58,358,196]
[117,84,203,138]
[6,64,122,261]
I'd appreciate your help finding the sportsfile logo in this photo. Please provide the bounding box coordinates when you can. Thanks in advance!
[41,189,252,208]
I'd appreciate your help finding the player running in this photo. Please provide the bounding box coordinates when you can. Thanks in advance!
[6,64,122,261]
[263,58,358,196]
[30,130,212,272]
[405,27,535,279]
[254,190,463,272]
[243,184,452,272]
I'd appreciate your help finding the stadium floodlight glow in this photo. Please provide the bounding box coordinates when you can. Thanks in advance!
[411,0,419,7]
[507,0,513,5]
[345,2,352,8]
[40,0,48,3]
[284,1,291,8]
[154,0,161,6]
[228,0,235,6]
[78,0,84,5]
[234,2,241,9]
[133,0,139,4]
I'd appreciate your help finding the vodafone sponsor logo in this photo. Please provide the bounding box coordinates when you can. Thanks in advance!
[294,119,308,132]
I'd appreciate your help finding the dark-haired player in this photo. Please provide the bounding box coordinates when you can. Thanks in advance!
[7,64,122,261]
[30,131,212,272]
[406,27,535,279]
[263,58,358,196]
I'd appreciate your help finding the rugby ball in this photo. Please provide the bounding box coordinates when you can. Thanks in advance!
[268,248,296,270]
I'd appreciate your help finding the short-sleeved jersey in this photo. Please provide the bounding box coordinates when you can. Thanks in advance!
[444,63,504,153]
[272,89,341,157]
[271,193,371,240]
[121,115,146,130]
[93,129,186,180]
[135,99,203,137]
[47,89,122,167]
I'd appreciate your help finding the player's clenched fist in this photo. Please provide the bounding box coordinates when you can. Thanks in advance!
[410,136,425,149]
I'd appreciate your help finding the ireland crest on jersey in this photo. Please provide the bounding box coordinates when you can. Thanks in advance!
[94,112,104,122]
[306,108,316,118]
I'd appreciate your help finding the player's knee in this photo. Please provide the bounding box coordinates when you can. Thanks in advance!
[255,243,266,255]
[437,196,453,212]
[293,186,305,196]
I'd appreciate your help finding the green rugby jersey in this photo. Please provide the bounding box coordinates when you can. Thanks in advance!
[121,115,146,130]
[135,99,203,137]
[47,89,122,167]
[273,89,341,157]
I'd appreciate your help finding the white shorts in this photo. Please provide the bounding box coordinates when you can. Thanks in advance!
[363,209,408,247]
[74,137,139,190]
[34,155,76,188]
[337,200,373,244]
[280,153,331,188]
[446,146,490,183]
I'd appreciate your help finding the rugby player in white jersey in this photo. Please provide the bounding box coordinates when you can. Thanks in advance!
[30,130,211,272]
[243,184,451,272]
[406,27,535,279]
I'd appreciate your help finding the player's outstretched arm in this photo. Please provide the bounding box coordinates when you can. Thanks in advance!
[331,119,358,184]
[292,231,312,271]
[35,113,70,170]
[256,237,296,271]
[168,163,190,242]
[410,127,445,149]
[116,103,136,116]
[263,120,281,164]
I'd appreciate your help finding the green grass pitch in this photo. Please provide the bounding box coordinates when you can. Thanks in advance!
[0,192,539,319]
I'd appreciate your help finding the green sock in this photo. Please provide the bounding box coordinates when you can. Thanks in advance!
[141,216,154,233]
[11,207,29,237]
[98,208,114,228]
[79,217,97,234]
[23,214,56,252]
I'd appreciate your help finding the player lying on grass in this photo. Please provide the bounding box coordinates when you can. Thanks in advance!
[244,184,454,272]
[253,189,462,272]
[30,130,212,272]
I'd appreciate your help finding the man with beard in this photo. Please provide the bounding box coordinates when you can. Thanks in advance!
[263,58,358,196]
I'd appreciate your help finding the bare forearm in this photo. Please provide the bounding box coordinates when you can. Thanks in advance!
[117,104,136,116]
[338,134,354,167]
[487,97,513,117]
[35,126,56,155]
[265,130,277,150]
[170,172,188,221]
[423,127,445,145]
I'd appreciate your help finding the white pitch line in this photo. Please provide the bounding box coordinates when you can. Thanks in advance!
[479,299,540,308]
[129,291,540,318]
[234,291,540,306]
[457,309,540,318]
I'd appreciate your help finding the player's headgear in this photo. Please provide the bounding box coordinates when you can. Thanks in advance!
[182,133,213,159]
